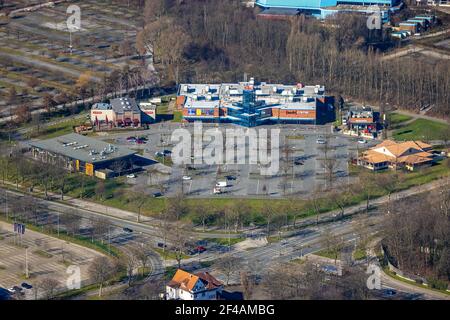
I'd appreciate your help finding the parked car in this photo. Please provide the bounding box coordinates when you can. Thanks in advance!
[226,175,237,180]
[136,139,146,144]
[316,138,326,144]
[163,150,172,156]
[123,227,133,233]
[196,246,206,253]
[358,138,367,144]
[21,283,33,290]
[182,176,192,181]
[157,242,167,248]
[126,174,136,178]
[155,151,164,157]
[294,158,304,165]
[153,192,163,198]
[216,181,227,188]
[213,187,222,194]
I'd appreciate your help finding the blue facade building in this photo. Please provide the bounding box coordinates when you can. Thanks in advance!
[256,0,401,20]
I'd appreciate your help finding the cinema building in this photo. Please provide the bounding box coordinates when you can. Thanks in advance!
[177,79,335,127]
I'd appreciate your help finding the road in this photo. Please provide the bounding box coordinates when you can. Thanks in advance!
[1,175,448,299]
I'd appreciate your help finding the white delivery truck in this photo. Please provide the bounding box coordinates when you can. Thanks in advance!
[216,181,227,188]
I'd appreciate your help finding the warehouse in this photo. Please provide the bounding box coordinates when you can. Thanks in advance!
[29,133,137,177]
[178,78,335,126]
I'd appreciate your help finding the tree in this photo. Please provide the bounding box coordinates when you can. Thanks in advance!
[140,278,164,300]
[240,271,255,300]
[42,93,56,113]
[375,173,400,214]
[14,104,31,124]
[122,251,137,287]
[26,77,41,89]
[91,218,110,243]
[60,211,81,236]
[6,87,17,105]
[215,256,242,286]
[168,222,190,268]
[38,278,60,300]
[130,243,152,277]
[88,256,116,297]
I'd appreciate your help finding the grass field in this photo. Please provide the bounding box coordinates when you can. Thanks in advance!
[389,113,412,127]
[30,118,89,139]
[392,118,450,141]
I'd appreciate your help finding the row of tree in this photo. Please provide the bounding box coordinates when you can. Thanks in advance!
[136,0,449,116]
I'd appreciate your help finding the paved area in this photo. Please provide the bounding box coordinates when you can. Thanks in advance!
[95,123,379,199]
[0,220,103,299]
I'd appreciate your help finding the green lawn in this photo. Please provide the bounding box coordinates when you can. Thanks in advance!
[31,118,88,139]
[389,113,412,127]
[392,118,450,141]
[154,247,189,260]
[384,268,450,296]
[315,248,339,260]
[353,248,367,261]
[204,237,245,246]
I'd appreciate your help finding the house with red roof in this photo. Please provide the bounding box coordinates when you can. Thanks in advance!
[166,269,224,300]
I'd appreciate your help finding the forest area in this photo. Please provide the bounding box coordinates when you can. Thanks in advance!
[383,188,450,287]
[131,0,450,117]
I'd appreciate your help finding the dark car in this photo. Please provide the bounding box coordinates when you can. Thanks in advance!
[157,242,167,248]
[294,159,304,165]
[163,150,172,155]
[153,192,163,198]
[196,246,206,253]
[126,136,137,142]
[123,227,133,233]
[226,175,237,180]
[383,289,397,297]
[21,283,32,290]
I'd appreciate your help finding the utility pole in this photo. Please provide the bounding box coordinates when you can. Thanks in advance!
[108,226,111,255]
[25,248,29,279]
[5,189,8,221]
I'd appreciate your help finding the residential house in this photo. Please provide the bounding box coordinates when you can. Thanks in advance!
[358,140,435,171]
[166,269,224,300]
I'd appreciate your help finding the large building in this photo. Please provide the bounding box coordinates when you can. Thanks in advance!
[177,78,335,126]
[256,0,401,20]
[166,269,224,300]
[29,133,137,177]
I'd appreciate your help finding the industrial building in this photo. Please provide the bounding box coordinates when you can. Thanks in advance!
[177,78,335,126]
[29,133,137,177]
[255,0,402,20]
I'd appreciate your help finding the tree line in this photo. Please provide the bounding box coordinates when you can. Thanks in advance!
[136,0,449,116]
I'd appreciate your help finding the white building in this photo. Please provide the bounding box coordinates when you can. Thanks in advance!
[90,103,115,124]
[166,269,223,300]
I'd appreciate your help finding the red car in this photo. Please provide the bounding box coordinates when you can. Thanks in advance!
[196,246,206,253]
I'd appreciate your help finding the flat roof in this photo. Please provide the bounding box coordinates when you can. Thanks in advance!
[29,133,137,165]
[110,97,141,114]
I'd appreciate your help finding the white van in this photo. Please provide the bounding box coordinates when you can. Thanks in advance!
[216,181,227,188]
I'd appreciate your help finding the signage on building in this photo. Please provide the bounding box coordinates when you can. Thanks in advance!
[85,163,94,176]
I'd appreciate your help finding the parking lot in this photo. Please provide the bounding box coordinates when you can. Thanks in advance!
[96,122,379,199]
[0,220,103,299]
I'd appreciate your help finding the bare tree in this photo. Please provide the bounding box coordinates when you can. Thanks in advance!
[215,256,242,286]
[88,256,117,297]
[38,278,60,300]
